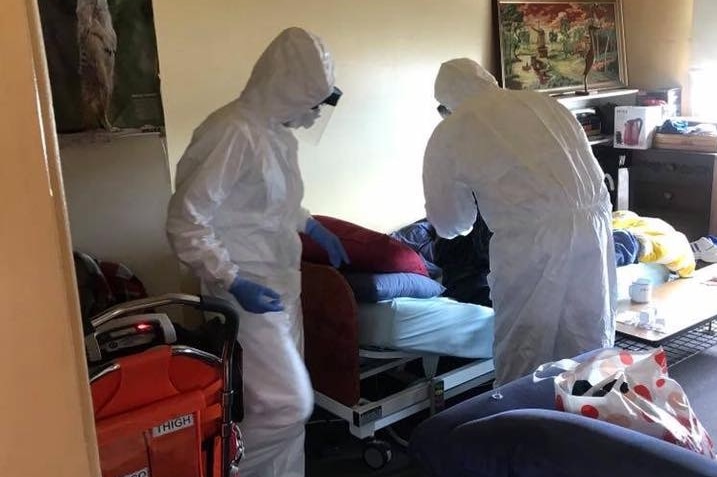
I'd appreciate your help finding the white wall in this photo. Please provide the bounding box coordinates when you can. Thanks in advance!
[60,132,182,298]
[153,0,495,233]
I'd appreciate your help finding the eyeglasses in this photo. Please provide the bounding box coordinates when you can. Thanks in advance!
[312,86,343,110]
[323,86,343,106]
[437,105,452,118]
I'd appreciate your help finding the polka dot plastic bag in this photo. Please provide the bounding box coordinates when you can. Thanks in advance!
[553,347,715,459]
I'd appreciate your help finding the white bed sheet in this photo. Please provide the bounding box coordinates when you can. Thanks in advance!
[355,264,667,359]
[356,297,494,358]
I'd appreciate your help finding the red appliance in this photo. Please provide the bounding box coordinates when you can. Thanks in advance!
[624,118,643,146]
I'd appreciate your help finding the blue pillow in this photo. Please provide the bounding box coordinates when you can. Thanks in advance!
[343,272,446,303]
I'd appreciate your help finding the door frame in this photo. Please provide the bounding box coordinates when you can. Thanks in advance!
[0,1,99,475]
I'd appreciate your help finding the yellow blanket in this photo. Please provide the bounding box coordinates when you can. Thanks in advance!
[612,211,695,277]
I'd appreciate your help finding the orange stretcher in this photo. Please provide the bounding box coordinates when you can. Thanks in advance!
[85,294,243,477]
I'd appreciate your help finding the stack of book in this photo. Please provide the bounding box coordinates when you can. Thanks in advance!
[572,108,603,138]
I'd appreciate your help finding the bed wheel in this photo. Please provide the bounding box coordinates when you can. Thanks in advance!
[363,439,392,470]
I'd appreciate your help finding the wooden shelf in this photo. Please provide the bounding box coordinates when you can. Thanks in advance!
[58,128,164,147]
[588,136,613,146]
[552,88,639,102]
[554,88,639,111]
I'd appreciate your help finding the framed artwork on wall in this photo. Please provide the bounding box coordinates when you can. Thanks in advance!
[38,0,165,133]
[495,0,627,95]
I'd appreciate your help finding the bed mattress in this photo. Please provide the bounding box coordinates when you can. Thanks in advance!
[355,264,667,359]
[357,297,494,358]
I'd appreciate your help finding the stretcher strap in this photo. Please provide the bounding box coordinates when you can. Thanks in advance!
[99,411,203,477]
[211,423,243,477]
[200,403,222,440]
[97,392,206,477]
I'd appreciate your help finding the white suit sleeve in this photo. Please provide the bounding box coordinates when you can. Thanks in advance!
[296,207,312,232]
[166,129,247,290]
[423,122,477,239]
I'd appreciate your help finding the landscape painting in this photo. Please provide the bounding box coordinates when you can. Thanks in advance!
[496,0,626,94]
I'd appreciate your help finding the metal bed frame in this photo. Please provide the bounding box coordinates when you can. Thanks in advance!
[616,318,717,367]
[313,348,495,469]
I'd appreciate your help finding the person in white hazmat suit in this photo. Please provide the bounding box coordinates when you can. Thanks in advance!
[166,27,349,477]
[423,58,616,387]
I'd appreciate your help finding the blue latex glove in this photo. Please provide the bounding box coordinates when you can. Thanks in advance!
[229,275,284,314]
[305,217,350,268]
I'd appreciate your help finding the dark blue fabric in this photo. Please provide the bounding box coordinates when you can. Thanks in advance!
[390,219,443,280]
[392,216,642,304]
[422,260,443,280]
[613,229,640,267]
[343,272,445,303]
[390,216,493,306]
[410,358,566,476]
[409,349,717,477]
[390,219,438,264]
[434,210,493,306]
[660,118,690,135]
[443,409,717,477]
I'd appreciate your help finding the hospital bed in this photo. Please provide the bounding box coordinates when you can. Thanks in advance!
[299,213,680,469]
[300,260,673,469]
[300,262,495,470]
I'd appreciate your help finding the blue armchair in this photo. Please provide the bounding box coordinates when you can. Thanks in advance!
[409,352,717,477]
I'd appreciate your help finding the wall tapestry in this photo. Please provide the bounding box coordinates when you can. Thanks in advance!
[38,0,164,133]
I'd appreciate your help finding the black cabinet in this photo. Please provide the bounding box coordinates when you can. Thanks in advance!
[629,149,717,241]
[556,89,638,211]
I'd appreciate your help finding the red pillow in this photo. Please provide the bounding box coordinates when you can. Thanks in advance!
[300,215,428,276]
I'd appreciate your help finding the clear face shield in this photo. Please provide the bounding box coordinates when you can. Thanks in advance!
[290,86,342,145]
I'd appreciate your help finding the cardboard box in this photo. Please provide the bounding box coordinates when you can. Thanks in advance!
[614,106,664,150]
[637,88,681,118]
[653,133,717,152]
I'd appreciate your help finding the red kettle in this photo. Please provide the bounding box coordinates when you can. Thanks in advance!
[624,118,643,146]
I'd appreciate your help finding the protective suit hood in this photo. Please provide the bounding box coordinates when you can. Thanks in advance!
[239,27,335,125]
[434,58,499,112]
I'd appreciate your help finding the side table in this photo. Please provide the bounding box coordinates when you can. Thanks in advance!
[615,263,717,366]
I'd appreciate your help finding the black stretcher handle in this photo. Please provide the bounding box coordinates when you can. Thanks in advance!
[197,295,239,345]
[87,293,239,379]
[90,293,237,330]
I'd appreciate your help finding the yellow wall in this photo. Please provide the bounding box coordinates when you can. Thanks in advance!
[622,0,694,112]
[154,0,695,233]
[0,1,98,476]
[153,0,495,232]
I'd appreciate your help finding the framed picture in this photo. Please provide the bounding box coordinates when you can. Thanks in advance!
[495,0,627,95]
[38,0,164,133]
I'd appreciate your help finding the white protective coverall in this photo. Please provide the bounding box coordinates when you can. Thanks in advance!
[424,58,616,387]
[166,27,336,477]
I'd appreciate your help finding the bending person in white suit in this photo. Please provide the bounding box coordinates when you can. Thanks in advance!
[423,58,616,387]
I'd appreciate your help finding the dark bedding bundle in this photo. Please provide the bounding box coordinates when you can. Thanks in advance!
[391,215,492,307]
